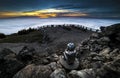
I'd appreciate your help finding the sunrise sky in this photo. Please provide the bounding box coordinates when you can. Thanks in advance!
[0,0,120,19]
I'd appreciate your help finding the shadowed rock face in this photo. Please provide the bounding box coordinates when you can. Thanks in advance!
[100,24,120,46]
[77,24,120,78]
[17,46,37,63]
[0,48,25,78]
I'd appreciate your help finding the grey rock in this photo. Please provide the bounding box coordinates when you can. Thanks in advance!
[68,69,96,78]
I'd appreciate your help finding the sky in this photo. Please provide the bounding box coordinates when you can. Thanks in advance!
[0,0,120,19]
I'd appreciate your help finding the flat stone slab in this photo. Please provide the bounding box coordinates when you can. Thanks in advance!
[59,56,79,70]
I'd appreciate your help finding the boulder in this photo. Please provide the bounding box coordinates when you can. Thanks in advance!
[13,64,52,78]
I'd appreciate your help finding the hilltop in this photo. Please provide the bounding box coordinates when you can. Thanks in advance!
[0,24,94,54]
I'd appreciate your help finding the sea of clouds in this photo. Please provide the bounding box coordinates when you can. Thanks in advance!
[0,17,120,34]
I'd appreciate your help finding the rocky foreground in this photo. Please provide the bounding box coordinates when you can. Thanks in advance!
[0,24,120,78]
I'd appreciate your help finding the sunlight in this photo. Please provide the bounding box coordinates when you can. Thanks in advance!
[35,8,70,13]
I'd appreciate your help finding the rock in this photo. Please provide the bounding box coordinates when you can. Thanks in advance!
[13,64,52,78]
[92,55,105,61]
[52,54,59,58]
[89,52,99,57]
[50,68,66,78]
[48,62,62,71]
[98,37,110,45]
[49,62,58,71]
[116,33,120,41]
[91,61,103,68]
[90,44,102,52]
[68,69,96,78]
[0,48,25,78]
[100,26,106,33]
[101,24,120,44]
[59,56,79,70]
[42,58,50,65]
[101,37,110,42]
[51,54,59,61]
[17,46,37,63]
[97,60,120,78]
[110,48,119,57]
[89,39,97,44]
[99,47,111,56]
[0,48,16,59]
[81,38,89,45]
[46,54,59,62]
[90,33,99,39]
[104,24,120,35]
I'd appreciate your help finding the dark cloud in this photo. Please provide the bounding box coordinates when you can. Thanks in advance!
[53,0,120,18]
[0,0,56,11]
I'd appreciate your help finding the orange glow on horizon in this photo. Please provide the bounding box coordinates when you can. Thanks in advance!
[0,9,88,18]
[37,13,57,18]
